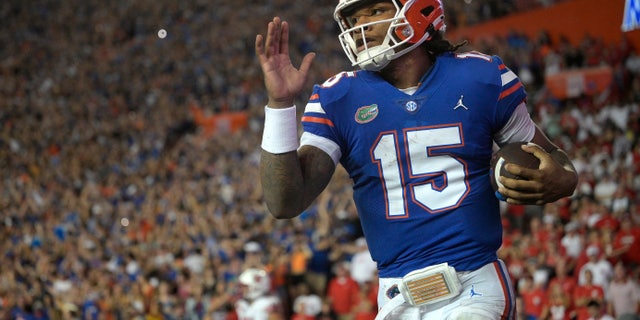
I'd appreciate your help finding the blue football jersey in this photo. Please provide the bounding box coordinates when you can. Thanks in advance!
[301,52,527,277]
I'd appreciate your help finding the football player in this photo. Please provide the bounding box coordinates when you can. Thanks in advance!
[235,268,284,320]
[255,0,577,319]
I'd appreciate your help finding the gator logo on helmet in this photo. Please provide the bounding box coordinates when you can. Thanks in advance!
[355,104,379,124]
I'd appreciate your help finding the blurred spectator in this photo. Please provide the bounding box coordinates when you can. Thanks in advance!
[584,299,615,320]
[561,220,584,261]
[349,238,378,287]
[574,269,606,320]
[326,261,360,320]
[288,231,313,291]
[578,246,613,290]
[606,262,640,319]
[183,247,206,275]
[235,268,284,319]
[184,284,208,320]
[243,241,266,269]
[207,280,235,320]
[505,242,528,285]
[351,279,378,320]
[613,216,640,267]
[548,257,578,296]
[518,274,547,320]
[305,192,334,296]
[316,298,339,320]
[291,281,323,320]
[305,232,333,296]
[594,174,619,209]
[540,282,574,320]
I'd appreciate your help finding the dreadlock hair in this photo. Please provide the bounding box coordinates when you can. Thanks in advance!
[424,30,468,60]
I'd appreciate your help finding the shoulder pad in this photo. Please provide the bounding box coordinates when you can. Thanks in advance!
[311,71,361,105]
[447,51,505,84]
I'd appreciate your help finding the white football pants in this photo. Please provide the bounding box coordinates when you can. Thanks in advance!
[377,260,516,320]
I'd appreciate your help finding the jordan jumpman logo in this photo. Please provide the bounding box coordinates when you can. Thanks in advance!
[454,95,468,110]
[470,285,483,297]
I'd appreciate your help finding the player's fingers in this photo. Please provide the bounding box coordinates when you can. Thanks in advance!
[274,18,283,54]
[506,196,545,206]
[255,34,265,58]
[263,21,275,57]
[503,163,541,181]
[279,20,289,56]
[299,52,316,75]
[521,142,552,163]
[255,34,274,70]
[499,175,544,192]
[498,185,544,205]
[507,193,545,205]
[265,18,282,56]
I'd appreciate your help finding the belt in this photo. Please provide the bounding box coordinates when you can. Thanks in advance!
[375,263,462,320]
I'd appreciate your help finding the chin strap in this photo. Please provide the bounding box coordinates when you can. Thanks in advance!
[356,45,393,71]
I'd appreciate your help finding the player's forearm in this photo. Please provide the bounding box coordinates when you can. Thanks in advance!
[260,103,307,218]
[549,148,578,198]
[260,150,307,219]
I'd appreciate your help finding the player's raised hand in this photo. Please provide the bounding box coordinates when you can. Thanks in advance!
[256,17,316,109]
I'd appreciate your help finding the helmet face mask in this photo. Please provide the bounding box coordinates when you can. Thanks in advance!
[334,0,446,71]
[238,268,270,300]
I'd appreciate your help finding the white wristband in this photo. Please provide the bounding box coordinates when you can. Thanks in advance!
[261,105,300,154]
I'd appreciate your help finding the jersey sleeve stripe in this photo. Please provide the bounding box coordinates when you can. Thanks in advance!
[304,102,325,114]
[301,115,334,127]
[500,70,518,86]
[300,132,341,165]
[499,81,523,100]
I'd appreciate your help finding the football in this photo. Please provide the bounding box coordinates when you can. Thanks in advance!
[489,142,541,198]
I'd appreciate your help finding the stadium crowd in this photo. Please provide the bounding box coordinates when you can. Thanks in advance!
[0,0,639,319]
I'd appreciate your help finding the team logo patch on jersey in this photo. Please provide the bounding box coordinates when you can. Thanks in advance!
[405,100,418,112]
[355,104,379,123]
[386,284,400,299]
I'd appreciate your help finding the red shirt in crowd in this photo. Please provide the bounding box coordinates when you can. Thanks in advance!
[548,275,578,298]
[521,284,547,318]
[326,273,360,315]
[573,283,605,320]
[613,220,640,266]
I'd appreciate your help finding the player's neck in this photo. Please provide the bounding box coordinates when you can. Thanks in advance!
[379,47,433,90]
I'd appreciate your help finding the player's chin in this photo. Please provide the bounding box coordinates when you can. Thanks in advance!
[357,42,379,53]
